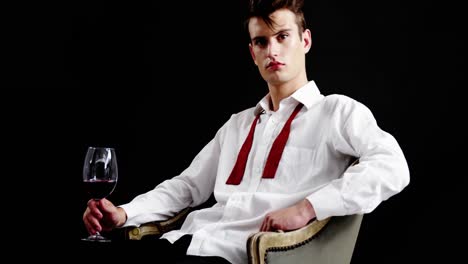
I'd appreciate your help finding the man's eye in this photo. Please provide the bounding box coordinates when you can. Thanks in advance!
[255,39,266,46]
[278,34,288,40]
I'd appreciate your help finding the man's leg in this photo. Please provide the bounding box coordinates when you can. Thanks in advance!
[83,235,230,263]
[175,255,231,264]
[172,235,231,264]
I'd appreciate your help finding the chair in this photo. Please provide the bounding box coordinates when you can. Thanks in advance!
[126,160,362,263]
[126,209,362,264]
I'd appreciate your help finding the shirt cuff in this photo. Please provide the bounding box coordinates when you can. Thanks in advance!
[306,184,347,220]
[117,203,138,227]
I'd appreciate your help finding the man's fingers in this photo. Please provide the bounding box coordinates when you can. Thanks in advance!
[87,200,103,217]
[261,217,271,232]
[87,199,98,208]
[83,214,101,234]
[88,215,102,234]
[89,205,103,219]
[83,206,102,235]
[271,221,282,231]
[98,198,114,214]
[264,218,271,232]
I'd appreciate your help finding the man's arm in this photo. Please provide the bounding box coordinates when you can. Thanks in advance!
[118,121,229,227]
[308,97,410,220]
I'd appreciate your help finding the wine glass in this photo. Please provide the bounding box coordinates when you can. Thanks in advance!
[82,146,118,242]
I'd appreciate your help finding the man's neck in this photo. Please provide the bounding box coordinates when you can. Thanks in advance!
[268,78,308,111]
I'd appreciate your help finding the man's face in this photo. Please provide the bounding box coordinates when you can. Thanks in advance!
[248,9,311,86]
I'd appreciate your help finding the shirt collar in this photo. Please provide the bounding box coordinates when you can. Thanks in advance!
[254,81,323,115]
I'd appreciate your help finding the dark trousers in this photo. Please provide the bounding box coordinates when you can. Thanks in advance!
[82,235,231,264]
[152,235,232,264]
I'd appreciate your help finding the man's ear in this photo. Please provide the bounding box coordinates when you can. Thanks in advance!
[249,43,258,66]
[303,29,312,54]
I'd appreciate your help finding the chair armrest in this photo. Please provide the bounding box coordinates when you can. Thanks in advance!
[247,217,331,264]
[247,215,363,264]
[125,207,192,240]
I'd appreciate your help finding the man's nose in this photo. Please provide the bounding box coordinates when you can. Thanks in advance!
[267,40,279,58]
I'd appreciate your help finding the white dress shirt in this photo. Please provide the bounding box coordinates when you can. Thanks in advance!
[120,81,410,264]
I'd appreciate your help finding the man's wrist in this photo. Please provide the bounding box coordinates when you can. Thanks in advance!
[301,199,316,221]
[116,207,128,227]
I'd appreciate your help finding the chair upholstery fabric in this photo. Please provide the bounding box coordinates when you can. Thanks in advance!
[263,215,363,264]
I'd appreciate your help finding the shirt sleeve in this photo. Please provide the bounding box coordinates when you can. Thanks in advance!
[307,97,410,220]
[119,122,227,227]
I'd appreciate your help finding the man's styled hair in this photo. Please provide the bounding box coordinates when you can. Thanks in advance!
[246,0,306,37]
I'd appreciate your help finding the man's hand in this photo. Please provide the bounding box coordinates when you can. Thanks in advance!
[83,198,127,235]
[260,199,316,232]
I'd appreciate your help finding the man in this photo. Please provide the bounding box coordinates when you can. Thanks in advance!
[83,0,409,263]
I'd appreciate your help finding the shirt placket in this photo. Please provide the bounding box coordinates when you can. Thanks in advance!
[248,112,283,192]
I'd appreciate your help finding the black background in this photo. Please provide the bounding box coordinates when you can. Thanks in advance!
[16,0,465,262]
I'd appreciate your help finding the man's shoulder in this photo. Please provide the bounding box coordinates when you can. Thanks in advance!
[322,94,359,110]
[321,94,372,117]
[230,106,257,119]
[220,107,257,127]
[323,94,355,105]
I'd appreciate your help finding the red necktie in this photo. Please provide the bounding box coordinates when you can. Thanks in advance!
[226,103,303,185]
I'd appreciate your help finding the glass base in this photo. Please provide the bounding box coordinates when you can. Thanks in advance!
[81,233,111,242]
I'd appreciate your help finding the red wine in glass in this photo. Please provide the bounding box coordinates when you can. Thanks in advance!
[82,147,118,242]
[83,179,117,200]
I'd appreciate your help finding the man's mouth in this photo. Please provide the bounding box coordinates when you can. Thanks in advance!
[267,61,284,70]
